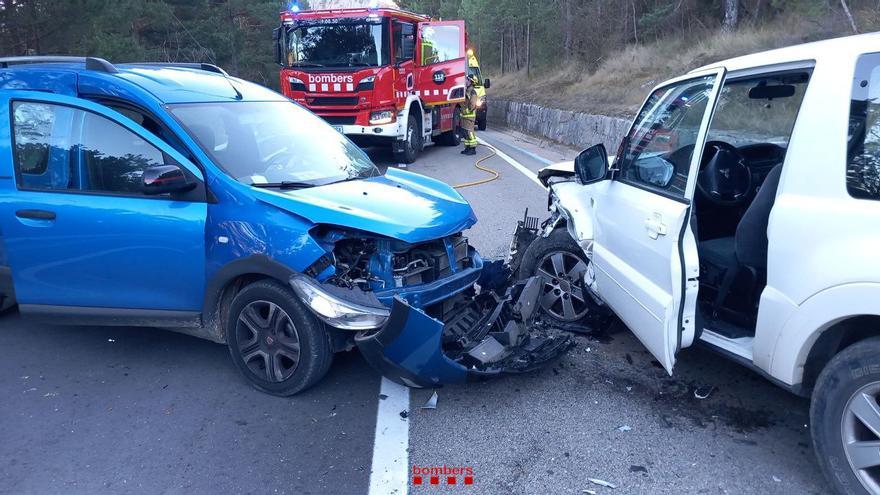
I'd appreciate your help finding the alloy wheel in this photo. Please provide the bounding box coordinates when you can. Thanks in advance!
[235,300,301,383]
[536,251,590,321]
[842,382,880,494]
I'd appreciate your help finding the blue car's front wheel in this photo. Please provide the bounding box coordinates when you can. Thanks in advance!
[227,280,333,396]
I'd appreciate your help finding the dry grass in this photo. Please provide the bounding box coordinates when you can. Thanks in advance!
[491,12,880,117]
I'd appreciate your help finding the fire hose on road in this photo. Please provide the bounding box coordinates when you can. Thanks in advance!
[453,143,501,189]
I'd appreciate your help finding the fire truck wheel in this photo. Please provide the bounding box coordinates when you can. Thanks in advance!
[394,112,422,164]
[438,106,462,146]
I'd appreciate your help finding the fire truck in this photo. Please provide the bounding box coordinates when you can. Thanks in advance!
[274,5,468,163]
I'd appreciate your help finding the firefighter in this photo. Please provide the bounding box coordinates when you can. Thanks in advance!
[460,74,480,156]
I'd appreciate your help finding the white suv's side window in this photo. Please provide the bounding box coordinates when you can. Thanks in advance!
[615,76,717,197]
[848,52,880,201]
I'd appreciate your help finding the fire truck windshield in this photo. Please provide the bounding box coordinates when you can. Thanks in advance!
[284,22,390,68]
[170,101,378,186]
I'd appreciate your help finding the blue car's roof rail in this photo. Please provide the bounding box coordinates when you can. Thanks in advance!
[123,62,229,76]
[0,56,118,73]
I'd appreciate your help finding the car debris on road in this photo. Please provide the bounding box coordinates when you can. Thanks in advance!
[356,274,574,388]
[420,391,439,410]
[587,478,617,489]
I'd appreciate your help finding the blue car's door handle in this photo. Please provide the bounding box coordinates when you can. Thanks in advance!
[16,209,56,221]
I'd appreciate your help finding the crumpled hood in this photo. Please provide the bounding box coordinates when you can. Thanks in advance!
[252,168,477,244]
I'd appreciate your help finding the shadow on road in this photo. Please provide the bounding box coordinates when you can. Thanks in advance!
[0,309,380,494]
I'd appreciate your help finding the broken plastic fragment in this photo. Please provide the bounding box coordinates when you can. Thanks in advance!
[616,425,632,432]
[694,385,715,400]
[421,391,438,410]
[467,336,507,364]
[587,478,616,489]
[582,490,597,495]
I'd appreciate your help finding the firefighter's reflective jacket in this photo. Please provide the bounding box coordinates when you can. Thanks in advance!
[461,86,479,132]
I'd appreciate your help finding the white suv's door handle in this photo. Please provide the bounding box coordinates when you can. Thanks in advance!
[644,213,668,239]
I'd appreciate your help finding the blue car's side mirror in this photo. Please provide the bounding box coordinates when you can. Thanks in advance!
[574,144,609,185]
[143,164,193,195]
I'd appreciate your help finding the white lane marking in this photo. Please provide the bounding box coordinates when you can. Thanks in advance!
[492,137,555,165]
[368,377,410,495]
[366,137,544,495]
[477,137,546,190]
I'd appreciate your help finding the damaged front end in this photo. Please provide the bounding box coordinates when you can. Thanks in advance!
[290,227,572,388]
[354,276,572,388]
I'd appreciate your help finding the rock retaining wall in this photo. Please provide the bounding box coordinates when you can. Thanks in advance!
[489,99,631,151]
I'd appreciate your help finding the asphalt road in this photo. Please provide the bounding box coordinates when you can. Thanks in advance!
[0,127,830,495]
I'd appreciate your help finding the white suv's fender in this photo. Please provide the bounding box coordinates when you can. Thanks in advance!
[547,178,615,297]
[548,180,599,252]
[766,282,880,386]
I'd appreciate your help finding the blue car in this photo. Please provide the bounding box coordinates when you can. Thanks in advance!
[0,57,567,395]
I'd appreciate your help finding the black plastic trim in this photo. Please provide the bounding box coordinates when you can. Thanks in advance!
[202,255,298,326]
[696,338,805,397]
[0,266,14,301]
[18,304,202,328]
[0,56,117,73]
[675,205,691,353]
[16,209,55,220]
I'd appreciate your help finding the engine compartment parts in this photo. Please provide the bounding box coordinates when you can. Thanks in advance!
[313,229,482,309]
[355,276,573,388]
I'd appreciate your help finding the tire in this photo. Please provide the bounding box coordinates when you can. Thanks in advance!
[226,279,332,396]
[812,337,880,495]
[477,114,487,131]
[393,112,422,164]
[0,295,13,314]
[437,106,462,146]
[518,228,593,323]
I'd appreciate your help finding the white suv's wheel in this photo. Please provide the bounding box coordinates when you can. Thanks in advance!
[812,337,880,495]
[518,228,593,323]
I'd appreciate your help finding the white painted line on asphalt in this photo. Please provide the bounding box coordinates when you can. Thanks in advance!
[477,137,546,190]
[489,135,555,165]
[368,377,410,495]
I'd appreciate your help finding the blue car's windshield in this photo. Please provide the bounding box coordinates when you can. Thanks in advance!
[170,101,378,186]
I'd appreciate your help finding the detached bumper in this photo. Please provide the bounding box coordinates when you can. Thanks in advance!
[355,277,572,388]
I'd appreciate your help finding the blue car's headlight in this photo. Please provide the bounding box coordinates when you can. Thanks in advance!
[290,275,390,330]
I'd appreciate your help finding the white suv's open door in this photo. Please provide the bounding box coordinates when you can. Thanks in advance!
[591,68,726,374]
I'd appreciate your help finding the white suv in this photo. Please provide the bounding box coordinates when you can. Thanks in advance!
[520,34,880,495]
